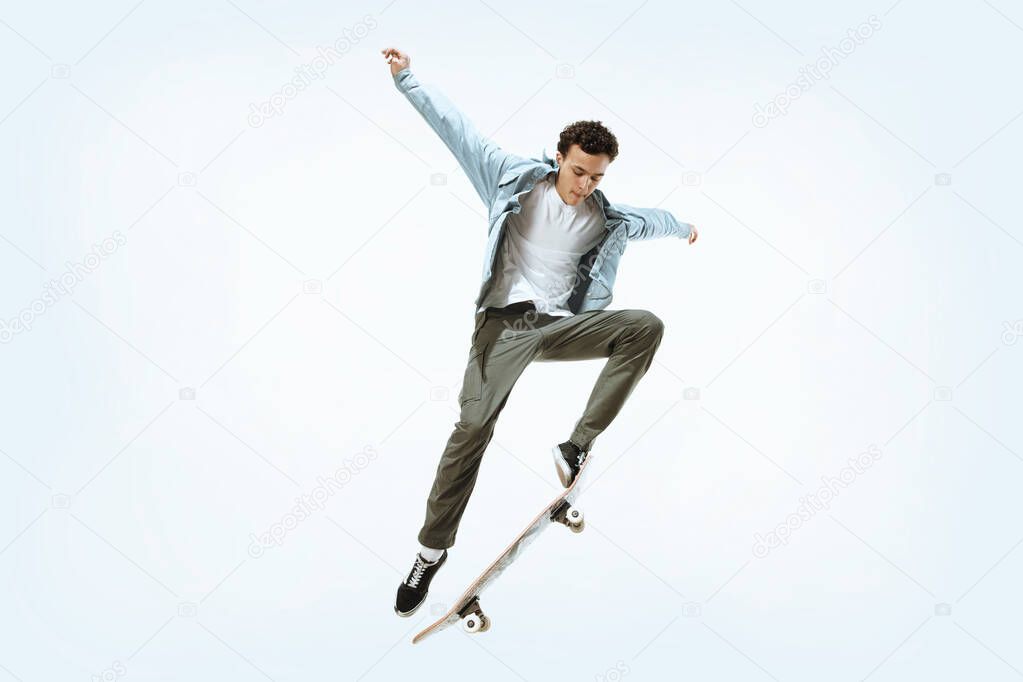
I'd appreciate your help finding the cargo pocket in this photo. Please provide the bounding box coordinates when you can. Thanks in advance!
[458,344,486,406]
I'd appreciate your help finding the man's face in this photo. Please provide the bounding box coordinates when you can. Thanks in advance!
[554,144,610,206]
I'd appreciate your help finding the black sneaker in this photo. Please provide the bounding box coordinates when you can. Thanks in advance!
[394,550,447,617]
[552,440,588,487]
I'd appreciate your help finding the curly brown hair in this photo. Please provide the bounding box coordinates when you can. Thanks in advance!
[557,120,619,162]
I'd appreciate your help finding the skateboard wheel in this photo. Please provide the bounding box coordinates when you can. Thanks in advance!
[558,505,585,533]
[462,612,487,634]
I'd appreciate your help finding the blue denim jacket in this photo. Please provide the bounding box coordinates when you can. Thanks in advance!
[393,68,693,313]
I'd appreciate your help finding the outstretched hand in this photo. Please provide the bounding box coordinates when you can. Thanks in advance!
[688,225,699,245]
[381,47,410,76]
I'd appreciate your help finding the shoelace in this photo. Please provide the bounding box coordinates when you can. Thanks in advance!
[407,556,428,588]
[570,443,587,468]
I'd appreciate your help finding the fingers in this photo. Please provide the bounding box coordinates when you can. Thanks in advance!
[381,47,408,66]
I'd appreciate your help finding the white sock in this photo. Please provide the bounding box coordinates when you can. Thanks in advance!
[419,545,444,562]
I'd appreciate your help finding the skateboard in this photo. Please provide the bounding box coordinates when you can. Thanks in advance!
[412,456,593,644]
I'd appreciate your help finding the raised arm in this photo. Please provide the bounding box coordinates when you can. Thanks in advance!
[382,47,518,208]
[611,202,699,244]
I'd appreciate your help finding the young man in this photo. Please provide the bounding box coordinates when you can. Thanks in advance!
[381,47,698,617]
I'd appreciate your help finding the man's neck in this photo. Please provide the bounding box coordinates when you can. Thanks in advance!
[551,170,575,206]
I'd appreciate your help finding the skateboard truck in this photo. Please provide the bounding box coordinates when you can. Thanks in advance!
[457,596,491,633]
[550,500,585,533]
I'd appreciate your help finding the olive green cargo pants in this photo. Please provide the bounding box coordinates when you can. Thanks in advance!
[418,301,665,549]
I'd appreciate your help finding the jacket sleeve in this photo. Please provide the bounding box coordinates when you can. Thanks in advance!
[611,203,694,241]
[392,68,516,207]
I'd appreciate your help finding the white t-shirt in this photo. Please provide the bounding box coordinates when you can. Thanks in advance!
[477,174,605,316]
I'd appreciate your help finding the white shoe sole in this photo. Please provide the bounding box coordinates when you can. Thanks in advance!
[552,445,573,487]
[394,593,426,618]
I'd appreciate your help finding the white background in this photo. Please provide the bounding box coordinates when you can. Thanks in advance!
[1,1,1022,680]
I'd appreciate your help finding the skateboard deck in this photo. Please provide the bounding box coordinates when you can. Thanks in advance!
[412,456,593,644]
